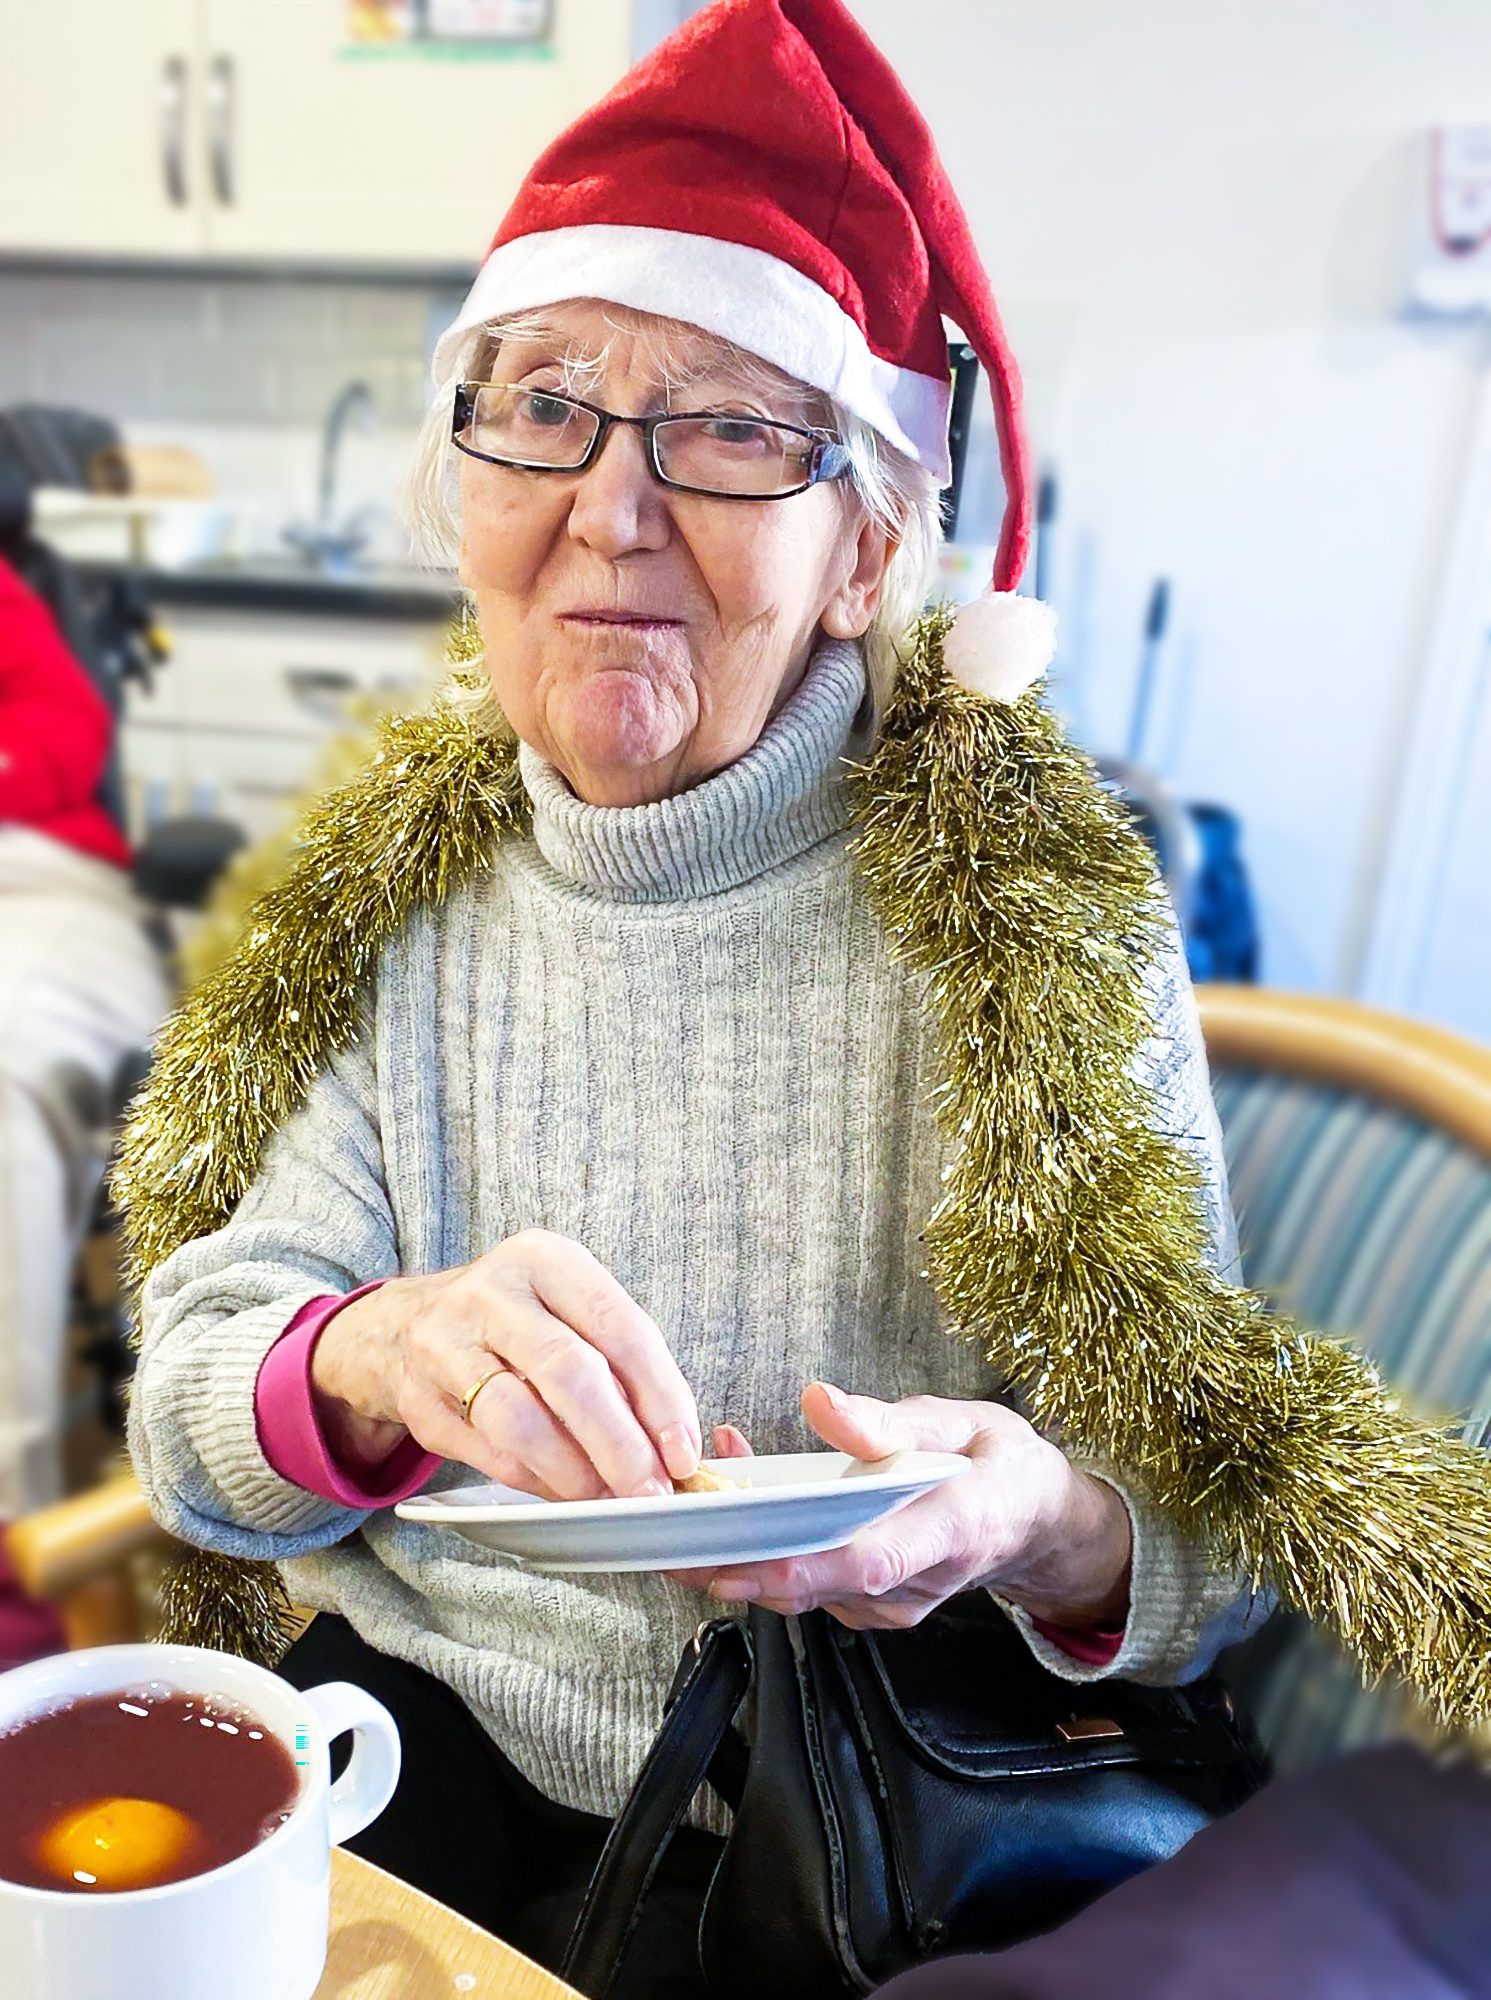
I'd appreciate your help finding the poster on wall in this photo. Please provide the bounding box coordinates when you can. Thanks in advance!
[346,0,554,54]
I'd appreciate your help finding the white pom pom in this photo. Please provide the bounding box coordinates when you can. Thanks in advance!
[942,591,1058,703]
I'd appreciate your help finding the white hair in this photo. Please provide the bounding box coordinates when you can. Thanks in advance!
[400,300,944,727]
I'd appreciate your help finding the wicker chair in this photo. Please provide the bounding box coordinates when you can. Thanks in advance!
[9,988,1490,1767]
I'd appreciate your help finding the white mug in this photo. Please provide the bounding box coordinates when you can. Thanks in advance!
[0,1642,401,2000]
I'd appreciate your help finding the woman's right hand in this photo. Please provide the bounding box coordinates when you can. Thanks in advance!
[307,1230,702,1500]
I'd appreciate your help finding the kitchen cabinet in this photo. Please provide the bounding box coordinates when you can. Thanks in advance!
[198,0,631,264]
[121,604,447,846]
[0,1,202,257]
[0,0,632,269]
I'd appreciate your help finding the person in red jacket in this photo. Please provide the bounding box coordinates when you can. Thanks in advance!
[0,554,168,1664]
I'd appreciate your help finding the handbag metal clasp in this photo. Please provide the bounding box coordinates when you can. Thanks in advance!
[1056,1716,1126,1743]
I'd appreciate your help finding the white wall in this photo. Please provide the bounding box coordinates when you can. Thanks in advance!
[851,0,1491,1006]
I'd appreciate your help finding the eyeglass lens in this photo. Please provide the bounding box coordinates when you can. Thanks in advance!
[457,384,818,497]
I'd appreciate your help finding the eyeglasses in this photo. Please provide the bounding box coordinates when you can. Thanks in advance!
[451,381,853,501]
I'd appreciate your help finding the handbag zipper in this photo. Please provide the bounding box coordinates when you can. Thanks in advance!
[828,1624,928,1955]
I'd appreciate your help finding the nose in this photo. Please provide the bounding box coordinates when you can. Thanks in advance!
[565,419,671,559]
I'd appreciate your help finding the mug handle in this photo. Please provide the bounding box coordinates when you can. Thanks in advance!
[302,1680,402,1846]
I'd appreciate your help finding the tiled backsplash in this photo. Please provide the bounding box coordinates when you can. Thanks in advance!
[0,270,460,431]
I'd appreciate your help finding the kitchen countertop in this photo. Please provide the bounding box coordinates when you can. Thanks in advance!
[74,554,462,624]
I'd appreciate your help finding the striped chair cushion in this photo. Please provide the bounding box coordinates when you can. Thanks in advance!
[1209,1069,1491,1769]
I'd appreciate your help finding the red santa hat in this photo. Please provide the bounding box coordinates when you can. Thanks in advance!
[434,0,1054,696]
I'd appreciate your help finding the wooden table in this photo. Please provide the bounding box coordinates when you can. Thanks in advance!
[314,1847,582,1998]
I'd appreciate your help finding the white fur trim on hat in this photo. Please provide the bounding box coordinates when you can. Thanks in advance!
[942,591,1058,702]
[431,223,953,483]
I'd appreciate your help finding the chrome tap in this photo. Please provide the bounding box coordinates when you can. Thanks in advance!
[284,379,378,570]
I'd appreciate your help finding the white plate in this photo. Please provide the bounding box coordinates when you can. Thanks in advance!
[394,1450,970,1573]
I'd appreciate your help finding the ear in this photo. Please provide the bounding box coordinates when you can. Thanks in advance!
[820,510,897,641]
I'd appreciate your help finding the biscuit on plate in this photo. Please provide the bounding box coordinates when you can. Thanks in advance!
[673,1465,743,1494]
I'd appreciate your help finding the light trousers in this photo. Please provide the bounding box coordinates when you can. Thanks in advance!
[0,828,169,1517]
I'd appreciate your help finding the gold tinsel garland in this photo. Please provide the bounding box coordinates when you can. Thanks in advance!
[115,610,1491,1733]
[851,611,1491,1734]
[116,685,525,1652]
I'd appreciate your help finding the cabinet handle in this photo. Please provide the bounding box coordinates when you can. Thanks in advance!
[160,56,189,207]
[208,54,236,206]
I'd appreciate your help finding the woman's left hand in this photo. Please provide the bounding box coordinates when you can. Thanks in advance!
[671,1383,1133,1633]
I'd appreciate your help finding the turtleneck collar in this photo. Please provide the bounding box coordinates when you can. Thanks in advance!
[517,636,869,902]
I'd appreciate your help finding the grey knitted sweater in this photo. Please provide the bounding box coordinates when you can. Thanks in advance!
[130,636,1264,1823]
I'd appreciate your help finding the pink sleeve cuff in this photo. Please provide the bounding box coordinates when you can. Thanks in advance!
[253,1301,1138,1638]
[254,1284,442,1508]
[1029,1615,1126,1666]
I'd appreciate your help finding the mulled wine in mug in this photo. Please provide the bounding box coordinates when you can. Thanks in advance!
[0,1642,400,2000]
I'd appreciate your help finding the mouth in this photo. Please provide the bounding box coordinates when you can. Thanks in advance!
[559,609,685,630]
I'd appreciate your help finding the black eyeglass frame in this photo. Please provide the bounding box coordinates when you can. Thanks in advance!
[451,381,854,501]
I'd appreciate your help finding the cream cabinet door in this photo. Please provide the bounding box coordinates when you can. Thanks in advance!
[197,0,632,265]
[0,0,205,256]
[128,604,446,841]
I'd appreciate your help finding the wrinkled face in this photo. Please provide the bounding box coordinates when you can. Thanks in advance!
[457,300,891,807]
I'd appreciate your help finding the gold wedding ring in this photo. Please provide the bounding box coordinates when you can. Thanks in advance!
[459,1365,507,1425]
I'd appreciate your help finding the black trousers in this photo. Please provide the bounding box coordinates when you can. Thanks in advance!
[278,1612,723,1998]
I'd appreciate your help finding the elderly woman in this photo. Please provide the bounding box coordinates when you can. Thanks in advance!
[126,2,1270,1990]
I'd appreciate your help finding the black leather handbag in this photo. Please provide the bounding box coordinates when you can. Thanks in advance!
[562,1594,1267,1999]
